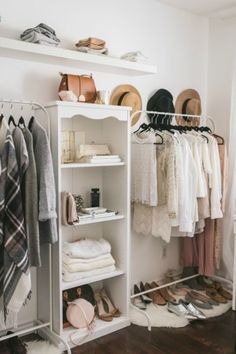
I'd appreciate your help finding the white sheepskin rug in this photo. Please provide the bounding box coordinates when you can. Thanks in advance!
[26,340,63,354]
[130,301,232,328]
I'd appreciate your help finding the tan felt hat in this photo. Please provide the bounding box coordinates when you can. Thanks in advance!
[175,89,202,126]
[110,84,142,126]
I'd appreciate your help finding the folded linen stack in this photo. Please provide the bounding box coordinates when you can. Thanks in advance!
[20,23,60,46]
[86,155,122,164]
[75,37,108,55]
[121,51,148,63]
[62,238,116,282]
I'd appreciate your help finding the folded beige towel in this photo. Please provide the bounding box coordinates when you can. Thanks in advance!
[63,254,115,272]
[63,252,112,265]
[62,265,116,282]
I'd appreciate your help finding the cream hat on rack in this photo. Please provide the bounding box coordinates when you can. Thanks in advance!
[110,84,142,126]
[175,89,202,126]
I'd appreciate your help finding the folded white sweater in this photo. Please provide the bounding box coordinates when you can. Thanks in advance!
[62,265,116,282]
[63,238,111,259]
[63,254,115,272]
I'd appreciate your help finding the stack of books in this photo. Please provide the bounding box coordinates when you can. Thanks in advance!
[86,155,121,164]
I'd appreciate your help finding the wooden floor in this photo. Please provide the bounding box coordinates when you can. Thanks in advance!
[72,310,236,354]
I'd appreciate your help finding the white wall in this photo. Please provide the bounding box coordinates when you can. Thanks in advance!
[0,0,209,321]
[207,18,236,141]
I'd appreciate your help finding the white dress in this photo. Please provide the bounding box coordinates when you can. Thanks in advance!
[131,131,158,206]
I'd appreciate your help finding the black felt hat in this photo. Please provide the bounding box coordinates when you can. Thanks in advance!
[147,89,175,124]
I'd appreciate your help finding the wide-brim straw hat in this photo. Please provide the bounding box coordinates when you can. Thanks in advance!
[175,89,202,126]
[110,84,142,126]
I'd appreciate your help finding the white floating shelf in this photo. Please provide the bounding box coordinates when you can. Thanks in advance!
[63,214,124,226]
[61,162,125,168]
[62,269,125,290]
[63,316,130,347]
[0,37,157,76]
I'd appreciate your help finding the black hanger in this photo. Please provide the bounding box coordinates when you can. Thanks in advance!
[213,133,224,145]
[18,116,26,128]
[28,116,35,130]
[8,115,17,127]
[154,132,164,145]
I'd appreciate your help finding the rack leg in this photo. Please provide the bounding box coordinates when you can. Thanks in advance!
[130,304,152,331]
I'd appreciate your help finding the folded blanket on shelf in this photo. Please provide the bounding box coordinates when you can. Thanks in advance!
[63,254,115,272]
[62,265,116,282]
[20,23,60,44]
[21,31,59,46]
[63,238,111,259]
[63,252,112,265]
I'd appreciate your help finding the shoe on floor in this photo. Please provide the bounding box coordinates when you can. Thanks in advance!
[185,293,213,310]
[182,267,204,291]
[180,300,206,320]
[206,288,227,304]
[213,282,232,301]
[144,283,166,306]
[151,282,177,303]
[133,284,147,310]
[168,301,197,320]
[189,290,219,306]
[139,282,152,304]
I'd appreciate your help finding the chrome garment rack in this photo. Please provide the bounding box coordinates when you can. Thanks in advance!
[0,99,71,354]
[130,109,233,331]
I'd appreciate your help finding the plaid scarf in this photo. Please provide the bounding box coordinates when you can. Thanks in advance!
[0,124,30,322]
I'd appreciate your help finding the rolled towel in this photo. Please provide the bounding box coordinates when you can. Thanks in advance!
[62,265,116,282]
[63,238,111,259]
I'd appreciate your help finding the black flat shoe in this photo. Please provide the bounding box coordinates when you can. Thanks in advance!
[133,284,147,310]
[140,281,152,304]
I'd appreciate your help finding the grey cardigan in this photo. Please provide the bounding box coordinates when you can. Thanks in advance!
[29,118,58,244]
[22,128,41,267]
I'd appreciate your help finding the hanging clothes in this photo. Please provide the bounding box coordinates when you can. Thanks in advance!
[132,124,225,276]
[29,118,58,244]
[131,132,158,207]
[0,118,31,322]
[22,127,41,267]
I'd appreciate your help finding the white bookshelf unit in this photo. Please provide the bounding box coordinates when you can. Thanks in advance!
[46,101,131,348]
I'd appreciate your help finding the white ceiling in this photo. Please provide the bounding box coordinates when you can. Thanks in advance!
[157,0,236,17]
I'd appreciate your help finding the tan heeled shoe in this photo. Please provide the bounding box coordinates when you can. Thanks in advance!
[144,283,166,306]
[94,291,113,322]
[100,288,121,317]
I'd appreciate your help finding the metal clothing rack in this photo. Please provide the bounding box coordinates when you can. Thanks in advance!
[131,109,216,132]
[130,109,233,331]
[0,99,71,354]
